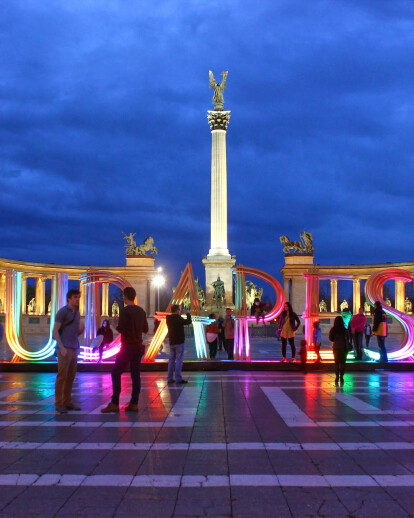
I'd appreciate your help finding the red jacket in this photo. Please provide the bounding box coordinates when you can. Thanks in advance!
[350,314,366,333]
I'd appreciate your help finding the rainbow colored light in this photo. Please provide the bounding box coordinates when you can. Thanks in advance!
[233,265,286,361]
[144,263,211,362]
[78,270,132,362]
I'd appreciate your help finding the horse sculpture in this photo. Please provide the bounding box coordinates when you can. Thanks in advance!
[279,230,314,255]
[136,236,158,256]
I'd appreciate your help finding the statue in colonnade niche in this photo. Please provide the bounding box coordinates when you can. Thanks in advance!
[385,297,392,307]
[364,300,371,314]
[27,298,36,315]
[111,300,120,318]
[212,276,225,308]
[339,299,349,312]
[319,299,327,312]
[405,297,412,313]
[47,301,51,315]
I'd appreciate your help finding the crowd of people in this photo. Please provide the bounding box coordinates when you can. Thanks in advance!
[52,288,390,414]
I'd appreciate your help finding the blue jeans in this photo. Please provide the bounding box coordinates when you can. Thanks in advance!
[168,343,185,382]
[111,347,144,405]
[376,335,388,362]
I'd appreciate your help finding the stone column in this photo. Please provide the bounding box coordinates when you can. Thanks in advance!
[21,277,27,314]
[0,273,5,312]
[80,281,87,317]
[330,279,337,312]
[203,110,236,308]
[101,283,109,317]
[395,280,405,312]
[35,277,45,315]
[352,278,360,314]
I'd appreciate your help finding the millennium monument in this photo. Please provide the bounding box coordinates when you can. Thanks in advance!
[202,71,236,309]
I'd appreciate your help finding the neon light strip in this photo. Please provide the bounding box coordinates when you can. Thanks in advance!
[364,269,414,361]
[78,271,132,361]
[233,266,286,361]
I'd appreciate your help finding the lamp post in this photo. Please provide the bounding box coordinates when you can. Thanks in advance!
[153,267,165,312]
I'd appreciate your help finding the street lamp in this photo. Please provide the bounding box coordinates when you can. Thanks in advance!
[153,267,165,312]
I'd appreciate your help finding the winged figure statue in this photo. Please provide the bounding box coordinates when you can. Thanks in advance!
[209,70,228,110]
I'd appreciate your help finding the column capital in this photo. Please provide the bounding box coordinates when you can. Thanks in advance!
[207,110,231,131]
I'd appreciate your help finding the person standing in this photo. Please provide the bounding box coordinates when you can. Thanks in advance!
[223,308,235,360]
[373,301,388,363]
[277,302,301,363]
[101,287,148,413]
[53,289,84,414]
[206,313,219,359]
[166,304,192,384]
[350,307,366,361]
[217,316,224,351]
[364,323,372,348]
[312,321,322,362]
[329,316,349,386]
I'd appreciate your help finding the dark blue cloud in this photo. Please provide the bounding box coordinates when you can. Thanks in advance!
[1,0,414,292]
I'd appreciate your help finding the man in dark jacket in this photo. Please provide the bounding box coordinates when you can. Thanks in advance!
[101,286,148,413]
[166,304,192,384]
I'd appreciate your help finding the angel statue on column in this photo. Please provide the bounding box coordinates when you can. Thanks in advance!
[209,70,228,111]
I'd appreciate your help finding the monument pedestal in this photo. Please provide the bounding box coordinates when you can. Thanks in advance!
[203,254,236,312]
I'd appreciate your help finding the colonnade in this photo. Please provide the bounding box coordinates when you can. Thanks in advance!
[0,275,113,317]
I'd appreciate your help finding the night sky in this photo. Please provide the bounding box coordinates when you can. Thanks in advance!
[2,1,414,292]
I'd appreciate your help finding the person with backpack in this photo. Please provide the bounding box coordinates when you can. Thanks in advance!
[373,301,388,363]
[277,302,301,363]
[53,289,84,414]
[205,313,219,359]
[329,316,350,386]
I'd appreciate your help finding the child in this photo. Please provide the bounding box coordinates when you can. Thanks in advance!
[299,339,307,373]
[364,323,372,348]
[312,321,322,362]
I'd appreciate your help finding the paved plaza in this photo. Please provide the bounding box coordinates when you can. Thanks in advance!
[0,371,414,517]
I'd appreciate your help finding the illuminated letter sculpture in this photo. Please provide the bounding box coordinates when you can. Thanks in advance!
[233,265,285,361]
[144,263,211,362]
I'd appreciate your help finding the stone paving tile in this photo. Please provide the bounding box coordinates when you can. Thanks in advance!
[267,450,321,475]
[183,450,229,476]
[91,450,147,475]
[283,487,350,518]
[227,450,274,475]
[231,487,291,518]
[115,498,176,517]
[333,487,412,517]
[136,450,187,475]
[304,450,367,476]
[174,488,232,517]
[346,449,413,476]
